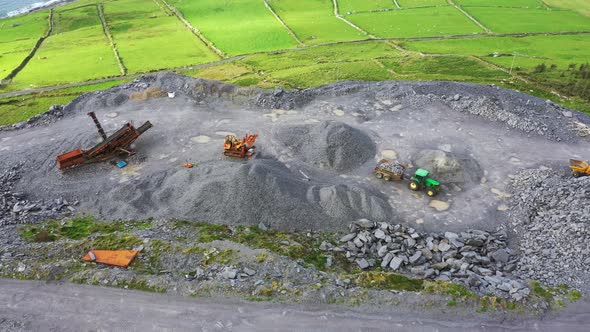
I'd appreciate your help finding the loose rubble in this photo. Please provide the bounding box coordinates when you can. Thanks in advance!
[328,219,530,301]
[510,169,590,291]
[0,164,74,226]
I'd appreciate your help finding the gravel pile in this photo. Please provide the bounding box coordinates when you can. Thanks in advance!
[324,219,530,300]
[510,169,590,292]
[273,121,376,172]
[101,158,393,231]
[0,164,74,226]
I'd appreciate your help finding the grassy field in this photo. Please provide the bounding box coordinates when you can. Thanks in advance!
[0,11,49,79]
[0,79,127,126]
[1,0,590,124]
[397,0,448,7]
[9,5,121,90]
[269,0,364,45]
[455,0,544,7]
[538,0,590,17]
[464,7,590,33]
[169,0,297,55]
[337,0,394,13]
[104,0,218,73]
[346,6,483,37]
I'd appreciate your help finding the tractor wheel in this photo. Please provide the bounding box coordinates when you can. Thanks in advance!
[573,171,581,178]
[384,175,391,181]
[376,172,383,179]
[426,189,437,197]
[409,182,419,191]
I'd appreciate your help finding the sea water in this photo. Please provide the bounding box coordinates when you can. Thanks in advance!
[0,0,64,18]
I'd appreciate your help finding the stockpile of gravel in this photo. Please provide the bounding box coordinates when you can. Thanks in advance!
[323,219,530,300]
[510,169,590,292]
[413,149,483,184]
[101,158,393,231]
[0,164,75,226]
[273,121,376,172]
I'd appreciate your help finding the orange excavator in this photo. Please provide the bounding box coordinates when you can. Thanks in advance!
[223,134,258,159]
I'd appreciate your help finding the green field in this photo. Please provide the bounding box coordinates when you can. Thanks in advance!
[397,0,448,7]
[338,0,395,13]
[9,5,120,89]
[1,0,590,124]
[169,0,297,55]
[543,0,590,17]
[346,6,483,37]
[464,7,590,33]
[269,0,364,45]
[0,11,49,79]
[455,0,544,7]
[105,0,218,73]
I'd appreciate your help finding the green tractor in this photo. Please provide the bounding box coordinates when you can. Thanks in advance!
[408,168,441,197]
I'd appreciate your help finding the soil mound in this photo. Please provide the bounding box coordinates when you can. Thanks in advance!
[274,121,376,172]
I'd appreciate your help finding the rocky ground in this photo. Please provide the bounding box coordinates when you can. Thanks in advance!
[0,73,589,314]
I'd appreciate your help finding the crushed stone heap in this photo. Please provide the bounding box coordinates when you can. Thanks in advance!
[510,169,590,291]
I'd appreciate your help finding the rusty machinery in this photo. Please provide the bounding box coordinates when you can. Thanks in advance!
[56,112,152,171]
[223,134,258,159]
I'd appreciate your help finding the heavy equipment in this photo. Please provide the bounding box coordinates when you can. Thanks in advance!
[569,159,590,177]
[223,133,258,159]
[408,168,441,197]
[56,112,152,171]
[374,159,406,181]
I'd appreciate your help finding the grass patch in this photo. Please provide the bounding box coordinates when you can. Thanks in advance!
[463,7,590,33]
[19,216,124,242]
[105,0,218,73]
[269,0,364,45]
[346,6,484,38]
[338,0,395,13]
[356,271,424,292]
[169,0,297,55]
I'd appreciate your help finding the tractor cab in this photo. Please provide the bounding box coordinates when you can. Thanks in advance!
[409,168,441,197]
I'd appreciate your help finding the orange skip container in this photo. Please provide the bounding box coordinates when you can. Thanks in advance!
[82,250,139,268]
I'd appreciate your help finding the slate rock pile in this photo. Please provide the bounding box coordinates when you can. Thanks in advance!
[510,169,590,291]
[326,219,530,300]
[377,160,405,175]
[0,164,74,226]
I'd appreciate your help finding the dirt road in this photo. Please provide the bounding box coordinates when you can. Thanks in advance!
[0,279,589,331]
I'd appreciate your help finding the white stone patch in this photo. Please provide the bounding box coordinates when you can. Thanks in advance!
[429,200,450,212]
[106,112,118,118]
[191,135,211,144]
[438,144,452,153]
[497,204,509,212]
[264,109,298,122]
[1,137,12,142]
[415,218,424,224]
[215,131,236,137]
[169,157,178,163]
[379,149,397,160]
[389,104,403,112]
[304,119,321,124]
[380,99,393,106]
[491,188,511,199]
[332,109,345,116]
